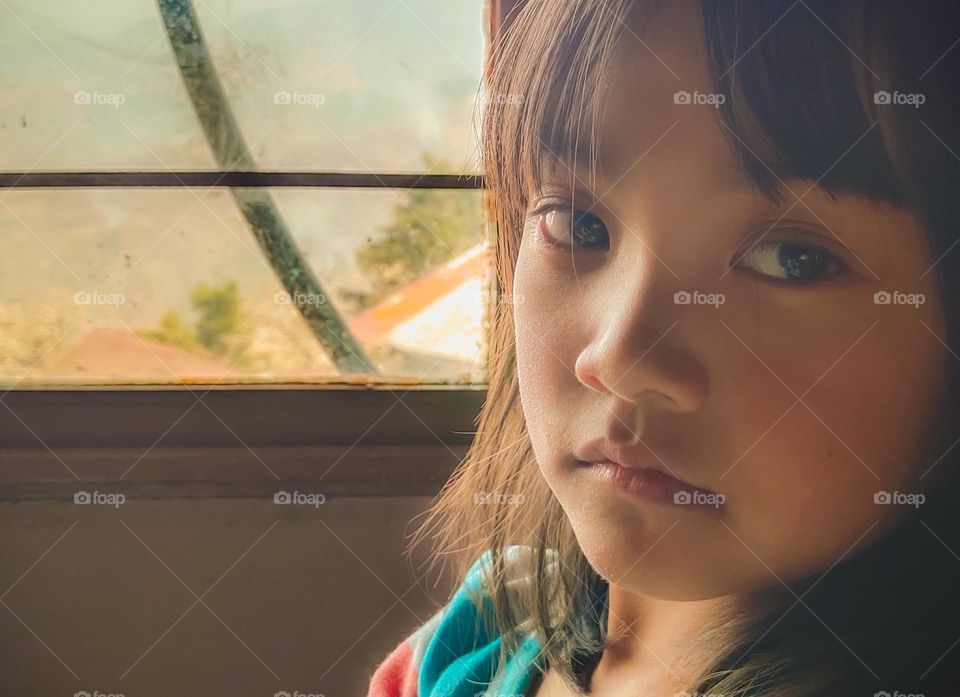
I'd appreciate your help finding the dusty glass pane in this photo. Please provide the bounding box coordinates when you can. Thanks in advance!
[0,0,485,173]
[198,0,486,172]
[0,1,214,169]
[0,188,488,385]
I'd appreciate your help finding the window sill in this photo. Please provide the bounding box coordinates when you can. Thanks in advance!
[0,385,485,499]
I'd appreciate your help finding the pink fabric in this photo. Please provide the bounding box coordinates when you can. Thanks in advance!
[367,638,419,697]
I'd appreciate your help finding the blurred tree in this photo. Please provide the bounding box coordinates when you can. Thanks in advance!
[140,280,253,367]
[191,280,242,354]
[138,309,205,353]
[352,152,482,311]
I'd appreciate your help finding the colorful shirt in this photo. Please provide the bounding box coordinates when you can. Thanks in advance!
[366,546,549,697]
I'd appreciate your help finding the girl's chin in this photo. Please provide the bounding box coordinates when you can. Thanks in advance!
[567,518,731,598]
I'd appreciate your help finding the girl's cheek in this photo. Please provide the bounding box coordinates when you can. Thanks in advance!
[513,244,591,479]
[723,316,949,580]
[513,241,579,363]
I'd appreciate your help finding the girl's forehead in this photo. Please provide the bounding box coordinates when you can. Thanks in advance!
[541,100,752,204]
[544,0,745,192]
[607,0,715,98]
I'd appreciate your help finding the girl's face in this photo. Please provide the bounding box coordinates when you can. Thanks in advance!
[513,0,952,600]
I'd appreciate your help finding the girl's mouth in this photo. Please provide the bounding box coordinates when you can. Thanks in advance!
[575,459,724,509]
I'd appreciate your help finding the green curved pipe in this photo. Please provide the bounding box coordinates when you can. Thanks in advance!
[158,0,377,375]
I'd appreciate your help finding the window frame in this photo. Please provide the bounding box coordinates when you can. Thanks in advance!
[0,385,485,498]
[0,0,521,497]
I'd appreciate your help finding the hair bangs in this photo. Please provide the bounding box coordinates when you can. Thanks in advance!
[704,0,933,209]
[482,0,641,224]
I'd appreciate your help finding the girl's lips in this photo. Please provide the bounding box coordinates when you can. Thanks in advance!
[577,459,724,508]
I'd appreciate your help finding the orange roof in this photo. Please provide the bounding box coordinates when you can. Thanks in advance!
[348,243,489,344]
[32,326,239,381]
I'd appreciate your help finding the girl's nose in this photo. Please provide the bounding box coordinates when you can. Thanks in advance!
[573,314,708,414]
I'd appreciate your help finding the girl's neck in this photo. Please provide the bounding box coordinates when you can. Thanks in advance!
[594,585,745,690]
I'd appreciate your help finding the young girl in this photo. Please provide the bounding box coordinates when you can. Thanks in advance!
[368,0,960,695]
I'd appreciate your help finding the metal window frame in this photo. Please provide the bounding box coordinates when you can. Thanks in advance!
[0,172,483,189]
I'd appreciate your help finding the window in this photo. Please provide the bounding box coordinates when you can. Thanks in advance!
[1,0,490,387]
[0,4,517,695]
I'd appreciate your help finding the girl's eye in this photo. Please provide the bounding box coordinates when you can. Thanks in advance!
[531,205,609,251]
[739,240,843,284]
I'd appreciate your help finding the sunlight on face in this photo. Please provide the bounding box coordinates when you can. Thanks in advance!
[513,0,952,601]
